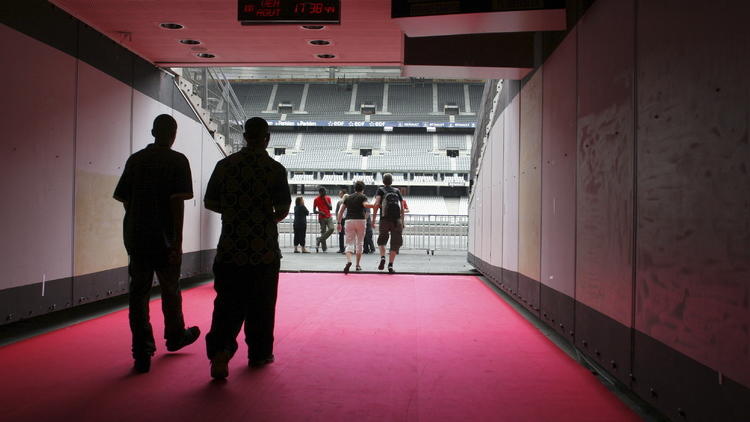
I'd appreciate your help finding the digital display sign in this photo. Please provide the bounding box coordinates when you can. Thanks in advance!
[238,0,340,25]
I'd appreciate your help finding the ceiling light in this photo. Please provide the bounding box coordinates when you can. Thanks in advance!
[179,39,201,45]
[160,23,184,30]
[317,54,336,59]
[301,25,325,30]
[309,40,331,46]
[197,53,215,59]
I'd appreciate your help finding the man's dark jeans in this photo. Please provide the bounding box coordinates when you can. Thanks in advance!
[206,260,280,361]
[128,252,186,358]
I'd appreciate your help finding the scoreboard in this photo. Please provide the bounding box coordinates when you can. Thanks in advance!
[238,0,340,24]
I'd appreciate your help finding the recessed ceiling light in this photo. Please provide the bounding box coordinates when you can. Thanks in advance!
[179,39,201,45]
[301,25,325,30]
[197,53,215,58]
[309,40,331,46]
[160,23,184,30]
[317,54,336,59]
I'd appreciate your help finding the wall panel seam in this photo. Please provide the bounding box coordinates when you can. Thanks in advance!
[70,21,80,306]
[573,18,579,344]
[629,0,639,379]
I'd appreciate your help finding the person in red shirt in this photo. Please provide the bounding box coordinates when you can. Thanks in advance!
[312,187,335,252]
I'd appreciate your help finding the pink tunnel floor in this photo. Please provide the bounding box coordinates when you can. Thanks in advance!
[1,273,639,421]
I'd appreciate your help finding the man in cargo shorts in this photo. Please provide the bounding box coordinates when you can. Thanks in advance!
[372,173,405,274]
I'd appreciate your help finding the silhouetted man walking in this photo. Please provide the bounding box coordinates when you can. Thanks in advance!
[114,114,201,373]
[204,117,291,379]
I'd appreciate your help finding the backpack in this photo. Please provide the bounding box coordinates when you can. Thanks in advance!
[382,187,401,220]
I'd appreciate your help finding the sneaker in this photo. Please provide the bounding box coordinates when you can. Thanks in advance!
[166,326,201,352]
[388,264,395,274]
[210,350,231,379]
[249,354,275,368]
[356,265,362,271]
[294,249,300,253]
[344,262,352,274]
[133,356,151,373]
[302,248,310,253]
[378,257,386,271]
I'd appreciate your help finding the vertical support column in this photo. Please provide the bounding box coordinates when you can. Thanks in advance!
[432,83,439,113]
[298,83,309,112]
[264,84,278,113]
[464,83,472,113]
[349,83,358,112]
[382,83,389,113]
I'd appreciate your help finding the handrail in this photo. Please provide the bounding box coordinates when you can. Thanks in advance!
[208,67,248,125]
[173,78,228,157]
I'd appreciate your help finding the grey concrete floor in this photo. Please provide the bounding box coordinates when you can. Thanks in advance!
[280,247,476,275]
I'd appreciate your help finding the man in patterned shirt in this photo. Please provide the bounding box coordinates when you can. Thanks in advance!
[203,117,291,379]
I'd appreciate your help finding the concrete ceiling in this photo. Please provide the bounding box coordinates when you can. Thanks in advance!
[49,0,567,79]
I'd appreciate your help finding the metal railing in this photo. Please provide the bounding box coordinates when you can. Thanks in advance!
[277,214,468,252]
[178,67,248,153]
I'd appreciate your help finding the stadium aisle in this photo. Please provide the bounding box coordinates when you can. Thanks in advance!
[1,273,638,422]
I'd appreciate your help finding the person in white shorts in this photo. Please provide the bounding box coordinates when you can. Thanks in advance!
[336,180,374,274]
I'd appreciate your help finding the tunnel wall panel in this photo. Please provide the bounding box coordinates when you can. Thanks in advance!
[0,25,76,297]
[72,62,133,303]
[575,0,635,328]
[517,69,543,313]
[201,131,224,272]
[132,91,171,152]
[172,111,203,257]
[467,198,475,259]
[501,95,520,294]
[73,61,132,278]
[574,0,635,385]
[489,116,504,270]
[481,159,492,265]
[634,0,750,396]
[540,28,577,338]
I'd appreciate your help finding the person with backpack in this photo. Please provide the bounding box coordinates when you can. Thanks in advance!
[372,173,405,274]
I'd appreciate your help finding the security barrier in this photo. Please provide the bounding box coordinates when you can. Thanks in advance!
[277,214,468,252]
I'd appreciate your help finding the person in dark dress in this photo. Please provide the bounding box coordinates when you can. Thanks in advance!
[293,196,310,253]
